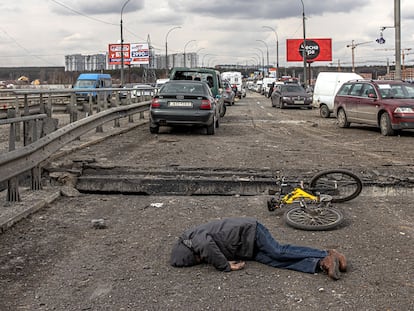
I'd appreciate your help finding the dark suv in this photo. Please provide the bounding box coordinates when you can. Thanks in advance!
[169,67,226,117]
[334,80,414,136]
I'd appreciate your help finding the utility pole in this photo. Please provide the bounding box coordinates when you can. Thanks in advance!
[394,0,401,79]
[300,0,307,87]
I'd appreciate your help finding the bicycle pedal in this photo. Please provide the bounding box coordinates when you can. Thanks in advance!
[267,199,279,211]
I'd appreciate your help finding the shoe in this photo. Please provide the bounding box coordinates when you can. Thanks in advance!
[320,254,340,280]
[329,249,347,272]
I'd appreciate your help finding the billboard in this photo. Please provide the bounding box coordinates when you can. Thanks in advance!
[286,38,332,62]
[108,43,149,65]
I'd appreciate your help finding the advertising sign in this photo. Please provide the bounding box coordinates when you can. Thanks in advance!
[286,38,332,62]
[108,43,149,65]
[108,43,130,65]
[130,43,149,65]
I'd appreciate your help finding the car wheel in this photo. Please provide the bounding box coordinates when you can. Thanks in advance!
[320,104,331,118]
[380,112,396,136]
[337,109,350,128]
[206,117,216,135]
[149,124,159,134]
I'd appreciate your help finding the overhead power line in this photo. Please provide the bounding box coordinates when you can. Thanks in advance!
[50,0,117,26]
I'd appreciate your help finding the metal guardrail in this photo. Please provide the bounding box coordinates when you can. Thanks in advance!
[0,86,154,118]
[0,87,153,202]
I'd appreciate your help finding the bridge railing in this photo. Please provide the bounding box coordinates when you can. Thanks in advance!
[0,87,153,202]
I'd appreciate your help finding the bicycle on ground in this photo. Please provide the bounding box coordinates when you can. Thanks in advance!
[267,169,363,231]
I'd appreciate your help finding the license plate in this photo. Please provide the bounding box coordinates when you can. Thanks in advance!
[294,100,304,104]
[168,101,193,107]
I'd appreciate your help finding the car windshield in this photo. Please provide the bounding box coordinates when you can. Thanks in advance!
[161,82,205,95]
[378,83,414,99]
[281,85,305,93]
[74,80,95,88]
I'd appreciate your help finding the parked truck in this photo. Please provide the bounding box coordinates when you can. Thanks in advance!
[221,71,244,99]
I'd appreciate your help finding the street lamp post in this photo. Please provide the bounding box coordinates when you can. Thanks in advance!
[262,26,279,79]
[120,0,131,86]
[254,48,265,77]
[196,48,205,66]
[208,58,217,68]
[249,57,260,69]
[202,54,214,67]
[256,39,269,75]
[165,26,181,76]
[250,53,261,69]
[300,0,307,87]
[184,40,196,67]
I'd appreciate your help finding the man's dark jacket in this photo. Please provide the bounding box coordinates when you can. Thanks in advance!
[171,217,258,272]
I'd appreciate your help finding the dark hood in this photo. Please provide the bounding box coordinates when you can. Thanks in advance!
[170,239,196,267]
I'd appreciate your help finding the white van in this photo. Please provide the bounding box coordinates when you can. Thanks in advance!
[313,72,362,118]
[154,78,169,94]
[221,71,243,98]
[262,77,277,97]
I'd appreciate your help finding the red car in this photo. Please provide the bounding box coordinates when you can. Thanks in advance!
[334,80,414,136]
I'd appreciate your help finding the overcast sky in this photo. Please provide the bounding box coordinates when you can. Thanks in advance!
[1,0,414,69]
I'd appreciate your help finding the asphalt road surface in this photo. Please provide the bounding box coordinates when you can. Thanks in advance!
[0,91,413,310]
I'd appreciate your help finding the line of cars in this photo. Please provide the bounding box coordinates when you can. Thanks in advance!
[249,76,313,109]
[250,72,414,136]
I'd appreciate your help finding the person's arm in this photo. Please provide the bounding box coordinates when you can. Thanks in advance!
[193,234,232,271]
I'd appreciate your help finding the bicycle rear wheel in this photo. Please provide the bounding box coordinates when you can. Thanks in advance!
[284,206,344,231]
[309,169,362,203]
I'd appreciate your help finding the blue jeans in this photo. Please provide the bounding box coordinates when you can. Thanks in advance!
[253,223,328,274]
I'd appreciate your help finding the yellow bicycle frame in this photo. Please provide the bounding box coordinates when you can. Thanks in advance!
[281,187,319,204]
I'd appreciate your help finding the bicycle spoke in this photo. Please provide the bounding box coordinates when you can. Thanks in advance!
[284,207,344,231]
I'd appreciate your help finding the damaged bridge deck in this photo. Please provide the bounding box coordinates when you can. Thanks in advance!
[74,165,282,196]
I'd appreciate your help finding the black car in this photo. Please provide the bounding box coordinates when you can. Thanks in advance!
[149,80,220,135]
[271,84,313,109]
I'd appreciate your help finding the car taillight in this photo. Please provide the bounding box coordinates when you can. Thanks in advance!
[200,99,212,110]
[151,98,160,108]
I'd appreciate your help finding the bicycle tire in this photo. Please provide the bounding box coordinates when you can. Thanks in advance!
[284,207,344,231]
[309,169,362,203]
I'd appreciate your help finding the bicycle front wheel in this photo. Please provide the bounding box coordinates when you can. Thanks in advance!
[309,169,362,203]
[284,207,344,231]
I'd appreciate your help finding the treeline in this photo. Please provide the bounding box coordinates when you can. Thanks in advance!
[0,67,167,85]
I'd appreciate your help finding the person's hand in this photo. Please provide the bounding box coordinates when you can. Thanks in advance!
[229,261,245,271]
